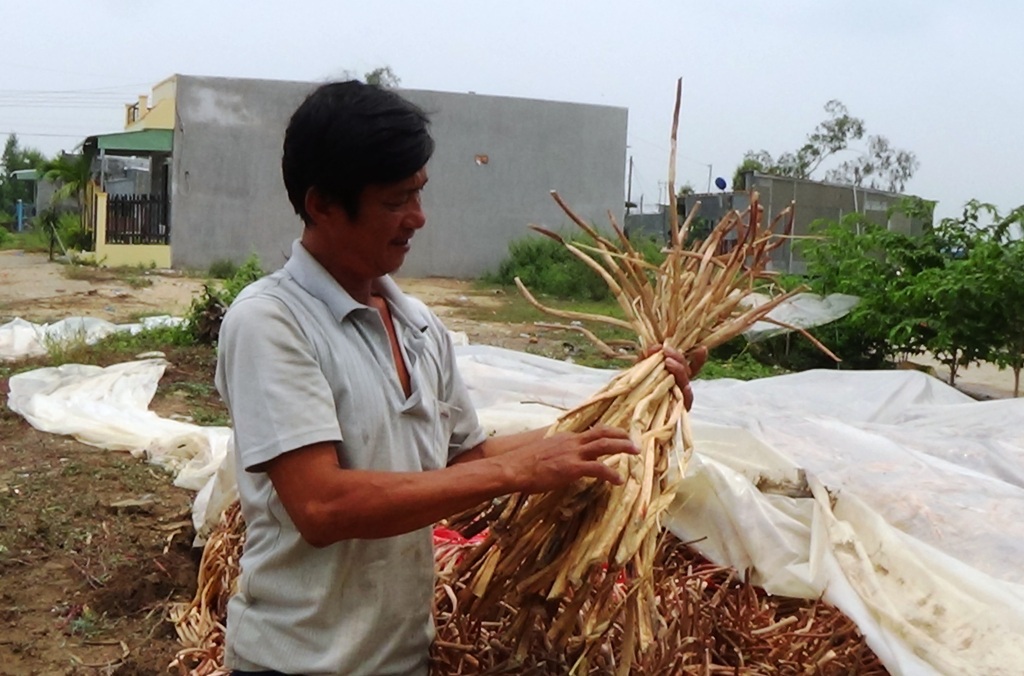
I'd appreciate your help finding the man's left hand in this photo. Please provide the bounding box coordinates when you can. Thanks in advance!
[641,344,708,411]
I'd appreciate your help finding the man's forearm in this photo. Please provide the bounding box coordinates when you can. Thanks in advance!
[451,427,548,464]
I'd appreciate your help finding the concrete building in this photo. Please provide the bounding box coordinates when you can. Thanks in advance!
[624,171,931,274]
[82,75,628,276]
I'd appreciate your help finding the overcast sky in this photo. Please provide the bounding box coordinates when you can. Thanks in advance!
[3,1,1021,222]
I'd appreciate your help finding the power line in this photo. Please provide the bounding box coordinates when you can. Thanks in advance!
[0,130,92,138]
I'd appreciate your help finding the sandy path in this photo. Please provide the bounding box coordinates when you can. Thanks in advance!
[0,250,206,324]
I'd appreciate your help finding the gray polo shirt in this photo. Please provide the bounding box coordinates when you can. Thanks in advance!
[215,240,486,675]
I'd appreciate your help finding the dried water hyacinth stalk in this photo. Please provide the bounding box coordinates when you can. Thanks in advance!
[431,530,889,675]
[450,79,832,674]
[169,501,245,676]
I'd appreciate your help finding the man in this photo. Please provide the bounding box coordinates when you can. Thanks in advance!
[215,81,704,676]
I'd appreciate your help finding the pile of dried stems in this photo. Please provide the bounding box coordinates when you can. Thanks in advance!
[433,523,887,675]
[171,508,887,676]
[448,81,835,673]
[169,501,243,676]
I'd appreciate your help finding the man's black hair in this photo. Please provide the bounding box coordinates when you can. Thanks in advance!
[282,80,434,223]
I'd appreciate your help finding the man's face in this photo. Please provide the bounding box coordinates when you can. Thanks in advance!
[320,168,429,280]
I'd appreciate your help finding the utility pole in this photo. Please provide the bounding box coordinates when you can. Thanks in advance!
[626,156,633,217]
[707,164,713,192]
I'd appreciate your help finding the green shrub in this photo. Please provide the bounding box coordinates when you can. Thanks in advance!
[0,226,10,247]
[56,213,92,251]
[485,232,665,301]
[207,258,239,280]
[184,254,265,344]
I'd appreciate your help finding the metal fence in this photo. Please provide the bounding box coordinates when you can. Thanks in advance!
[105,194,169,245]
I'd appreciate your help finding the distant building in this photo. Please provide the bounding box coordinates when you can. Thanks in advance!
[624,171,932,274]
[79,75,628,274]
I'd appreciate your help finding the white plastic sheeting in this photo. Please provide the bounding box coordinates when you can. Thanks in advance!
[7,346,1024,674]
[0,315,184,361]
[6,359,231,493]
[742,292,860,340]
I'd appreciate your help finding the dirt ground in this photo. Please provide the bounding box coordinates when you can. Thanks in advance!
[0,250,546,355]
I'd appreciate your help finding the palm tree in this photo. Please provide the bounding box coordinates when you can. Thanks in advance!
[37,151,93,253]
[38,151,91,213]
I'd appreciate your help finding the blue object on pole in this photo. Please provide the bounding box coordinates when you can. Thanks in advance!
[714,177,727,191]
[16,199,24,232]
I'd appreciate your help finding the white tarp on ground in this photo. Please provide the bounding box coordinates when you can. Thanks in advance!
[0,291,855,363]
[0,315,185,361]
[7,345,1024,675]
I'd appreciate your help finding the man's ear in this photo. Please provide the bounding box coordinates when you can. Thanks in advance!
[304,187,335,226]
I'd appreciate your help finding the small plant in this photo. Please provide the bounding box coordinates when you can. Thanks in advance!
[189,406,231,427]
[207,258,239,280]
[485,232,638,301]
[184,253,265,344]
[41,327,92,365]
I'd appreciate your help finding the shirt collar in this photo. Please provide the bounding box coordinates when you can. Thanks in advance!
[282,239,429,332]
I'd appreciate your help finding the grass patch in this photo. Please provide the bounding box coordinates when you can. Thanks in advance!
[0,228,52,253]
[188,405,231,427]
[470,282,637,368]
[467,283,627,325]
[700,352,787,381]
[39,324,193,367]
[61,262,155,288]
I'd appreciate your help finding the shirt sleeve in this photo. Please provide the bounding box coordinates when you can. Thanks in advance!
[215,295,342,472]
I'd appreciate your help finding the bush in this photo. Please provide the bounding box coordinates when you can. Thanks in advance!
[56,213,92,251]
[184,254,265,344]
[207,258,239,280]
[485,232,665,301]
[747,316,889,371]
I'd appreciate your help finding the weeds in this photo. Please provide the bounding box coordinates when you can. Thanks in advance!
[61,262,155,288]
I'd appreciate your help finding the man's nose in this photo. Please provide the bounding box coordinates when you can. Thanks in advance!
[406,196,426,229]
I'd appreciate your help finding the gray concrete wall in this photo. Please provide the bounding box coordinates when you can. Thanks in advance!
[169,75,627,276]
[688,173,929,274]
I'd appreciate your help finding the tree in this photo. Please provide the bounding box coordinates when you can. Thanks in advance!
[799,200,1024,390]
[676,182,695,200]
[735,100,918,193]
[364,66,401,88]
[985,206,1024,396]
[0,134,46,217]
[39,151,91,212]
[732,156,767,191]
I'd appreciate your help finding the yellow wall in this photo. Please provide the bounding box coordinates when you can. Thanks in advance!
[90,191,172,269]
[124,75,177,132]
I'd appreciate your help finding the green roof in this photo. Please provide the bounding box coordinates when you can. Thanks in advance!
[85,128,173,153]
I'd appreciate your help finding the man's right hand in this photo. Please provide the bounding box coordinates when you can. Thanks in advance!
[499,425,638,494]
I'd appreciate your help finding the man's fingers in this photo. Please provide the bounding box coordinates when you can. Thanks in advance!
[579,436,638,461]
[688,345,709,378]
[580,425,631,442]
[582,461,624,485]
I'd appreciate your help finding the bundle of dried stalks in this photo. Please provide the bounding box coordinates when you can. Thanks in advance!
[451,81,834,673]
[432,529,888,675]
[169,501,245,676]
